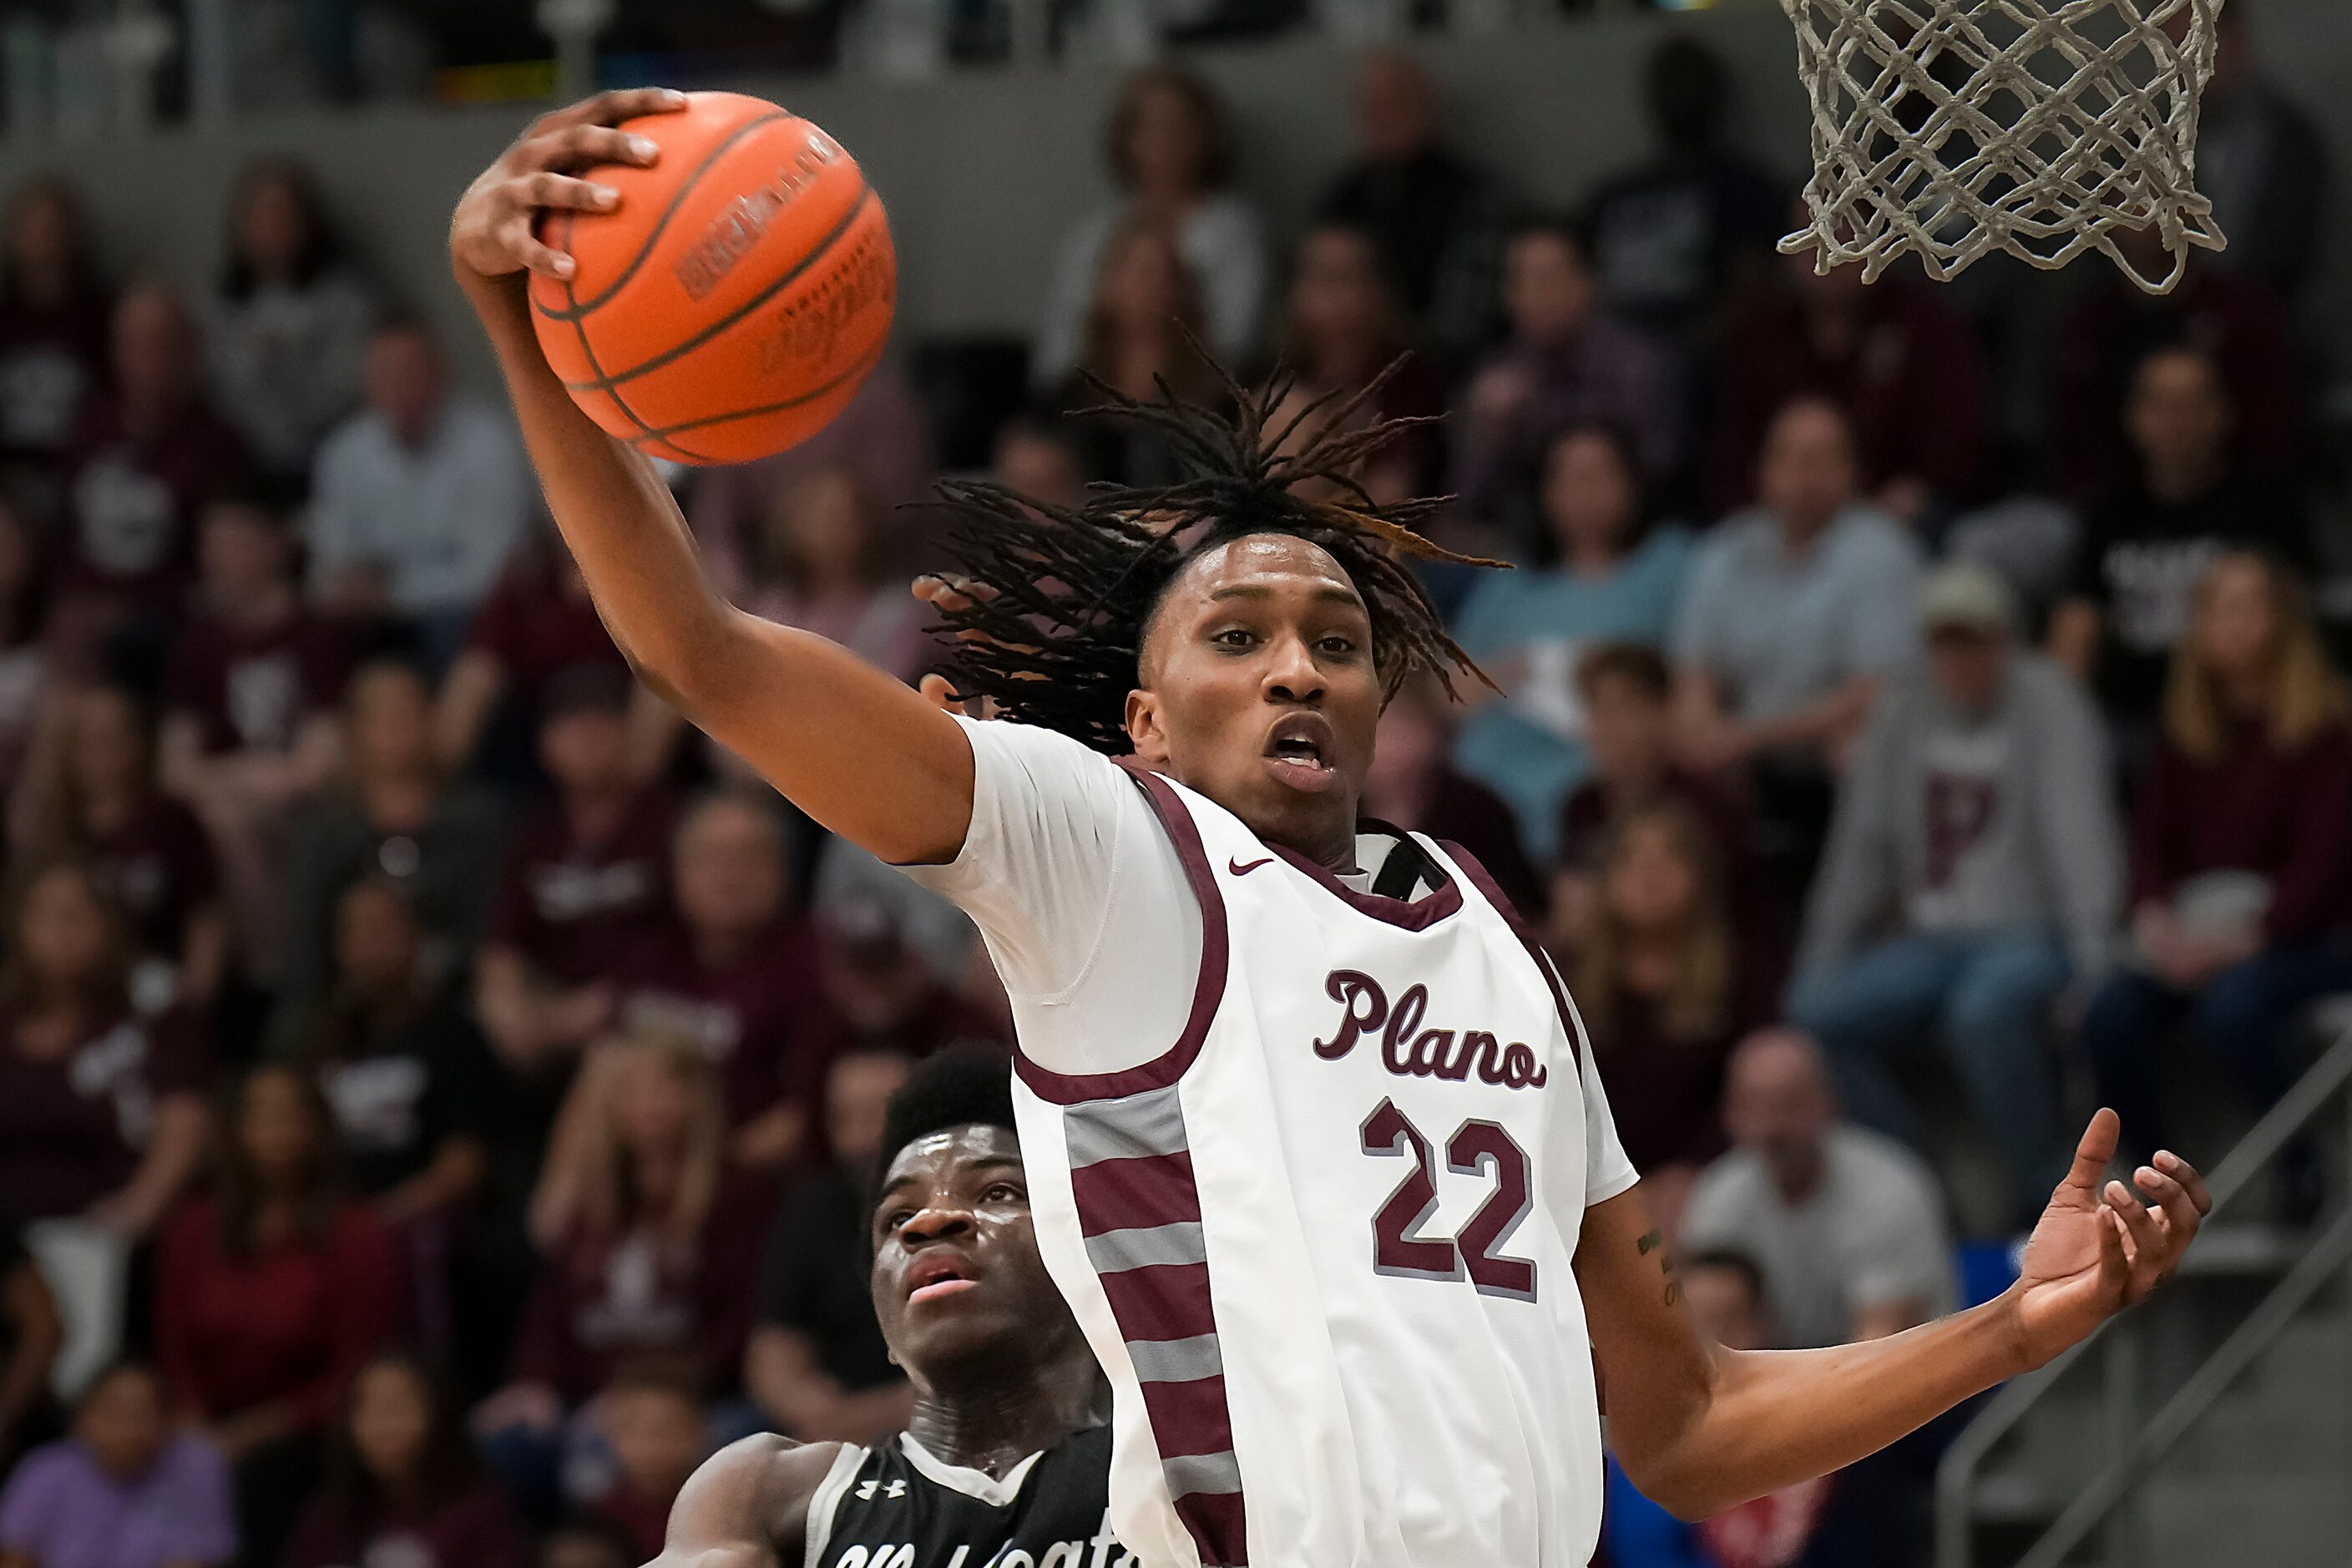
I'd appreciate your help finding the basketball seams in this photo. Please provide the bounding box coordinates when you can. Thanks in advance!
[635,338,887,442]
[551,207,709,465]
[533,104,795,322]
[554,184,880,392]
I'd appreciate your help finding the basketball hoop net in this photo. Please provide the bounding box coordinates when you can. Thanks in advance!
[1778,0,2228,294]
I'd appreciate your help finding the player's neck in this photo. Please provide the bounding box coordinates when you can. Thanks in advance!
[906,1354,1099,1479]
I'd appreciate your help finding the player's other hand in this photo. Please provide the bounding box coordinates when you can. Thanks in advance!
[450,88,689,283]
[2006,1108,2210,1369]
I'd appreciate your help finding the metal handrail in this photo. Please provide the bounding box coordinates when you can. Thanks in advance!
[1935,1025,2352,1568]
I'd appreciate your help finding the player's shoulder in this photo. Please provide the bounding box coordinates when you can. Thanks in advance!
[663,1434,857,1560]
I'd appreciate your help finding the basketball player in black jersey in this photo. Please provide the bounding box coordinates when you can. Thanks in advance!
[652,1048,1125,1568]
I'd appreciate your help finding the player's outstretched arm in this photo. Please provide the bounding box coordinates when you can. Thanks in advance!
[645,1433,844,1568]
[448,92,974,867]
[1580,1110,2208,1520]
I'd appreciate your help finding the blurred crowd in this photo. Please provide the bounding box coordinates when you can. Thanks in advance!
[0,13,2346,1568]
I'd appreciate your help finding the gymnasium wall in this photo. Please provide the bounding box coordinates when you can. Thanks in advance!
[4,0,2349,397]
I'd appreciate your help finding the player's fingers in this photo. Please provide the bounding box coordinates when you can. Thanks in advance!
[917,672,964,712]
[2063,1109,2121,1194]
[529,121,662,175]
[517,171,620,215]
[2106,1180,2161,1278]
[2153,1150,2213,1216]
[505,220,576,280]
[532,86,687,136]
[2094,1205,2131,1295]
[2134,1166,2201,1254]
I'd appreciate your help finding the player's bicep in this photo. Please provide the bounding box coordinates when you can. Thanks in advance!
[655,1435,843,1568]
[676,609,976,867]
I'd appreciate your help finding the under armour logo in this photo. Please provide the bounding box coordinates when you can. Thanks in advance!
[855,1479,908,1500]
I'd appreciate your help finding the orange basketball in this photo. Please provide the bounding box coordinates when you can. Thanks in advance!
[530,92,896,466]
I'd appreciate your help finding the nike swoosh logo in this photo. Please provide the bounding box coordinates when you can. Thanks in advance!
[1228,857,1274,876]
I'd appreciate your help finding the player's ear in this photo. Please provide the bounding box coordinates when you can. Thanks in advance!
[1125,688,1171,768]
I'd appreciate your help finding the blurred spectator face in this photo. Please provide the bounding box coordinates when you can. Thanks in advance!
[1603,813,1699,937]
[1363,688,1449,811]
[1581,665,1670,787]
[197,502,291,602]
[766,468,875,595]
[611,1045,696,1152]
[1504,230,1596,348]
[348,1360,432,1485]
[2127,348,2232,480]
[1928,626,2007,714]
[365,327,446,448]
[1541,428,1640,564]
[1756,400,1859,534]
[673,798,786,942]
[237,1065,326,1185]
[336,881,421,999]
[1289,226,1391,370]
[66,688,148,800]
[1683,1261,1768,1351]
[2189,553,2279,683]
[1722,1031,1836,1185]
[1120,79,1212,199]
[74,1366,168,1482]
[111,287,197,412]
[1098,225,1192,334]
[346,665,433,781]
[16,865,112,989]
[7,181,81,297]
[602,1383,706,1503]
[233,168,316,284]
[539,707,630,798]
[1353,51,1438,165]
[827,1050,914,1171]
[992,429,1086,514]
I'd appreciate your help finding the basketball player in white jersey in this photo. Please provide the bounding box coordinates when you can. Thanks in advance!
[450,92,2210,1568]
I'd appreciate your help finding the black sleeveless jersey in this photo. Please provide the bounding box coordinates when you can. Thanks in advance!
[802,1425,1133,1568]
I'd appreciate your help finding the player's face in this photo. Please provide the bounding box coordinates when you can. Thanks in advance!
[871,1125,1076,1380]
[1129,534,1381,868]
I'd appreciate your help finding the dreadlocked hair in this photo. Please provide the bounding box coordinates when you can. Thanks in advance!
[926,354,1502,755]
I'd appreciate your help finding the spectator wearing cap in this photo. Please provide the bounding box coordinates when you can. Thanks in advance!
[1451,218,1680,535]
[475,667,679,1090]
[1681,1029,1958,1349]
[2049,344,2311,745]
[607,792,833,1172]
[1791,563,2122,1229]
[1672,397,1924,887]
[746,1047,915,1444]
[434,543,678,786]
[307,316,530,665]
[160,496,349,983]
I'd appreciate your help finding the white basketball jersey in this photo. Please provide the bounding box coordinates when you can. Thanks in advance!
[1009,766,1616,1568]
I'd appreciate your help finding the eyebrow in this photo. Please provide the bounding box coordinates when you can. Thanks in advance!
[873,1154,1026,1215]
[1206,583,1364,607]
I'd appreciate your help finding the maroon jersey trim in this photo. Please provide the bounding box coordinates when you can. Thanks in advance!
[1439,838,1585,1076]
[1010,766,1229,1107]
[1269,815,1467,930]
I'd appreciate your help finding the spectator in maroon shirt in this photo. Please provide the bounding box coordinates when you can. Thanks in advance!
[1564,801,1777,1237]
[1450,217,1680,539]
[806,894,1009,1072]
[1710,242,1991,524]
[611,792,830,1171]
[156,1065,402,1568]
[53,286,250,680]
[478,1036,752,1497]
[476,667,677,1080]
[0,178,111,518]
[436,544,679,786]
[572,1363,707,1562]
[277,661,510,1015]
[2083,551,2352,1215]
[2046,233,2299,503]
[283,1353,528,1568]
[1358,677,1545,920]
[161,498,347,983]
[11,684,228,1009]
[0,859,210,1235]
[1552,644,1751,954]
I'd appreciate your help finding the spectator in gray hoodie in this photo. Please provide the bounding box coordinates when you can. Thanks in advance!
[1789,562,2123,1229]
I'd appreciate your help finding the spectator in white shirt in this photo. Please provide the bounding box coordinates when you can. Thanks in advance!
[1031,66,1268,389]
[1680,1029,1960,1349]
[307,315,530,666]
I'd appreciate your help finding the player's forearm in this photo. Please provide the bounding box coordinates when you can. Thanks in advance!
[1646,1297,2025,1517]
[458,268,737,705]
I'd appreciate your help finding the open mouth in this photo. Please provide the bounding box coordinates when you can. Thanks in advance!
[905,1250,980,1305]
[1262,713,1339,794]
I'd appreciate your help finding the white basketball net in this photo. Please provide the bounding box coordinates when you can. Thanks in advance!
[1779,0,2228,294]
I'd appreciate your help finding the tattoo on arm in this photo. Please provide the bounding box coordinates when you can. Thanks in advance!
[1636,1227,1680,1306]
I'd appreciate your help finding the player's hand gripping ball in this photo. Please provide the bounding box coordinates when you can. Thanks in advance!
[529,91,896,465]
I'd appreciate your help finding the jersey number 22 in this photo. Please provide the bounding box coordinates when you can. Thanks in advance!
[1360,1098,1537,1301]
